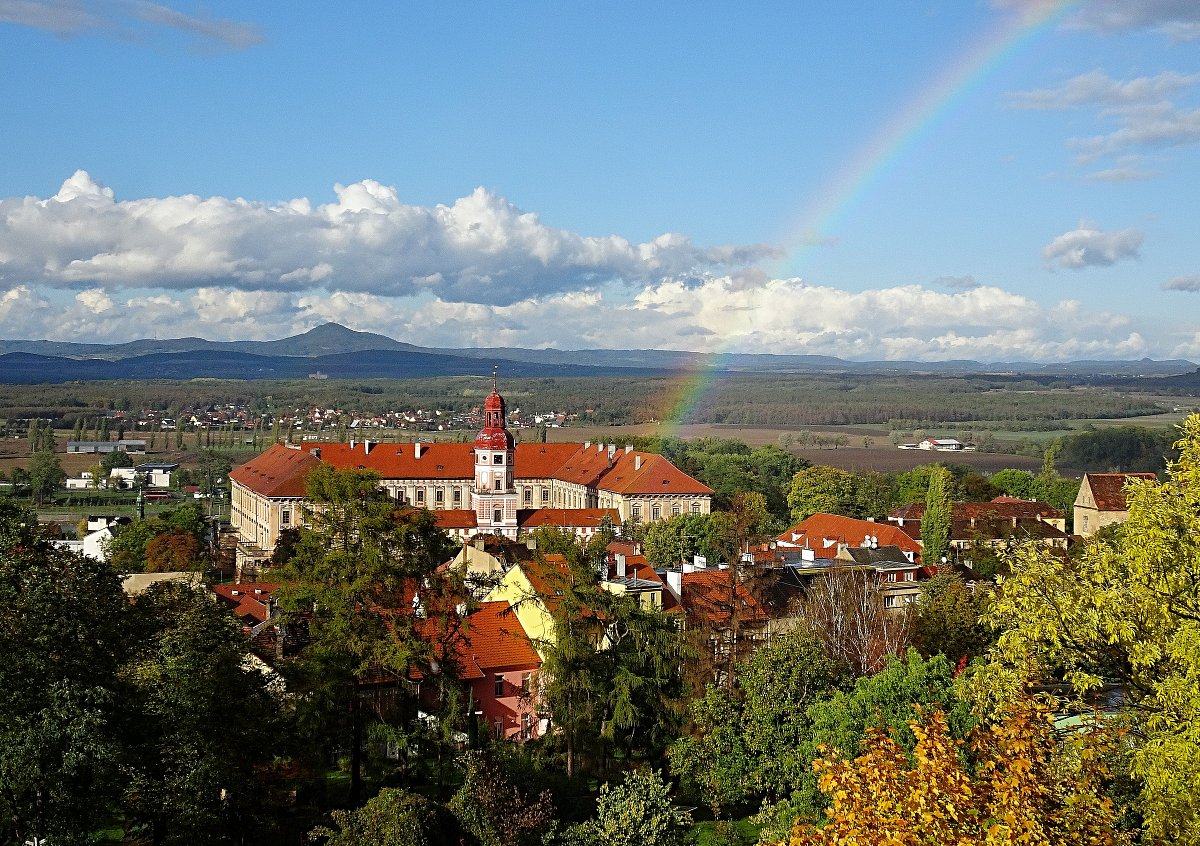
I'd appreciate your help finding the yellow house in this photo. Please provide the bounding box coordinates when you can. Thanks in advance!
[484,555,572,660]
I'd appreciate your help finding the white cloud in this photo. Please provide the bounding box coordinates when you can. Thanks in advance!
[1008,69,1199,110]
[0,285,49,330]
[1008,70,1200,168]
[1163,275,1200,292]
[0,0,263,49]
[0,274,1178,363]
[994,1,1200,40]
[1086,165,1158,182]
[1041,223,1143,269]
[0,172,774,306]
[1070,102,1200,162]
[75,287,114,313]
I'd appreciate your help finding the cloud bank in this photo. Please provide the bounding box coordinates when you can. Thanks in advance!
[0,171,773,305]
[0,174,1179,362]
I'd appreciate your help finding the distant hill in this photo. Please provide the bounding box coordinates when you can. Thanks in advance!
[0,322,1194,383]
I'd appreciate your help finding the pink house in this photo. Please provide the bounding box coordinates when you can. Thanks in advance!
[416,599,543,742]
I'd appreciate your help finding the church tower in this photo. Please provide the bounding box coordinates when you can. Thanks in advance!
[472,370,518,537]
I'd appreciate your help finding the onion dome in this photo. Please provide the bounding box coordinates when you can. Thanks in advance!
[474,371,514,450]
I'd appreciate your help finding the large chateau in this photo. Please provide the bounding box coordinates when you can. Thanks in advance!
[229,379,713,562]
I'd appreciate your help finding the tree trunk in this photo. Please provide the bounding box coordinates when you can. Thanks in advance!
[349,684,363,805]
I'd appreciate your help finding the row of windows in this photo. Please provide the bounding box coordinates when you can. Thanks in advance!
[630,502,703,520]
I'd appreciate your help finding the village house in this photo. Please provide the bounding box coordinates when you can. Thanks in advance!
[1073,472,1158,537]
[887,496,1069,554]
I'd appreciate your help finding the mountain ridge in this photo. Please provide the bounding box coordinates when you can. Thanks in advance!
[0,322,1194,381]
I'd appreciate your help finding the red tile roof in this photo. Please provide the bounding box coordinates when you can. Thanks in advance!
[595,450,714,496]
[437,600,541,680]
[679,569,768,629]
[212,582,279,626]
[517,508,621,530]
[434,510,478,530]
[1083,473,1157,511]
[779,514,922,559]
[888,498,1063,523]
[229,445,319,498]
[233,440,711,496]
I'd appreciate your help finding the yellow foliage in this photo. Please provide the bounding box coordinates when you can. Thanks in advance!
[782,697,1122,846]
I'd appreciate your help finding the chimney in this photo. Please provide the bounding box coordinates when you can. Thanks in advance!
[584,440,591,449]
[414,442,423,459]
[311,447,320,459]
[364,440,374,454]
[624,444,633,454]
[597,442,604,453]
[607,444,616,458]
[635,455,642,471]
[349,438,356,449]
[665,569,682,601]
[615,553,626,578]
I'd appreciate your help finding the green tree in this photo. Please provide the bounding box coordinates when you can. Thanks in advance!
[909,573,993,664]
[101,448,134,471]
[275,464,456,804]
[670,628,847,819]
[920,467,952,565]
[0,501,129,845]
[121,582,283,845]
[27,449,65,506]
[571,769,693,846]
[765,649,975,837]
[641,512,716,569]
[448,751,555,846]
[977,414,1200,844]
[314,787,463,846]
[197,449,233,496]
[787,466,859,522]
[989,468,1035,499]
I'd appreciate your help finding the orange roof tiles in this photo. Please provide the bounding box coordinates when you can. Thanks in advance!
[233,440,711,497]
[517,508,621,529]
[229,445,319,498]
[595,450,714,496]
[212,582,279,625]
[443,600,541,679]
[889,498,1064,523]
[434,510,478,530]
[779,514,922,559]
[1084,473,1157,511]
[680,570,768,628]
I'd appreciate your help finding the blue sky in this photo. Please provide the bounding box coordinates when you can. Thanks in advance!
[2,0,1200,361]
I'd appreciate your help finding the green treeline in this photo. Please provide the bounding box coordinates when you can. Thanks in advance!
[0,373,1173,428]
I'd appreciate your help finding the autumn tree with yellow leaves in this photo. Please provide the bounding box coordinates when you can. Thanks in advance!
[784,697,1122,846]
[976,414,1200,845]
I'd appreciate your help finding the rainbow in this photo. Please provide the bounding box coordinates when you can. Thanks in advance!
[657,0,1080,432]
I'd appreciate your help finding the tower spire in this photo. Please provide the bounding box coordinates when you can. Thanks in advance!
[492,367,498,393]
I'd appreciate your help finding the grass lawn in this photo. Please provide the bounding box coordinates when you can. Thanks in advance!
[690,818,763,845]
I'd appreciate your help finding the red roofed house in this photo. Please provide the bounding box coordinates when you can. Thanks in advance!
[230,378,710,565]
[1074,472,1157,537]
[886,496,1069,555]
[776,513,923,563]
[416,600,543,742]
